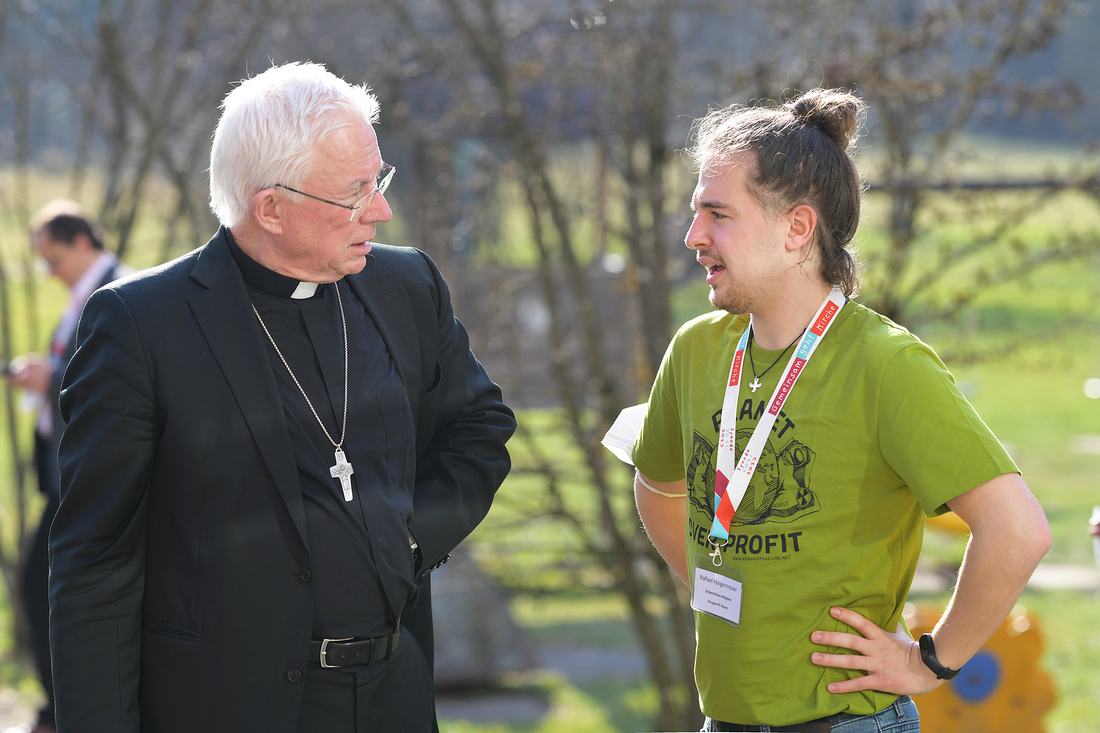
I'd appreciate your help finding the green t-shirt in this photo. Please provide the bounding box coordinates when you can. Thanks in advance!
[632,302,1017,725]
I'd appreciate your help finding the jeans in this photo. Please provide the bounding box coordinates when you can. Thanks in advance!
[702,695,920,732]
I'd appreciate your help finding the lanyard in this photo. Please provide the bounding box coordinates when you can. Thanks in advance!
[709,287,846,543]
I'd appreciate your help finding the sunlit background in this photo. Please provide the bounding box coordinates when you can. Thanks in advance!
[1,1,1098,731]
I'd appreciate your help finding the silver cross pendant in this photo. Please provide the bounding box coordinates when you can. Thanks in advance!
[330,448,355,502]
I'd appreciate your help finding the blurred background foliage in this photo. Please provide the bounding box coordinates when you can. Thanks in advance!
[2,0,1099,730]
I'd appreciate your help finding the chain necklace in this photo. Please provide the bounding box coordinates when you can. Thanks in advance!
[251,284,355,501]
[746,329,803,394]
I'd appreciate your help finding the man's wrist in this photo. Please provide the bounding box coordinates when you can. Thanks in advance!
[918,633,961,680]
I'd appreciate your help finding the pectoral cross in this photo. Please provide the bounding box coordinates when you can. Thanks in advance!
[749,377,762,393]
[330,448,355,502]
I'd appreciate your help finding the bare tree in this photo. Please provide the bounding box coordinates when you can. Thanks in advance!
[729,0,1097,357]
[12,0,296,261]
[365,0,703,727]
[0,0,53,659]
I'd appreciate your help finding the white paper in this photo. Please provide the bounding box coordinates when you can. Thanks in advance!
[601,403,649,465]
[691,565,743,626]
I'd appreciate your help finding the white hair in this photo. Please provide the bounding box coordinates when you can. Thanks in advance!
[209,61,381,228]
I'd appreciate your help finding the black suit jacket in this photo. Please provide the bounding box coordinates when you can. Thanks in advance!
[49,229,515,732]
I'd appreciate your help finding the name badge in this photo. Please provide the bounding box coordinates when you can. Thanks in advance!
[691,555,743,627]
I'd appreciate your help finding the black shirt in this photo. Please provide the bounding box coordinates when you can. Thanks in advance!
[228,232,416,639]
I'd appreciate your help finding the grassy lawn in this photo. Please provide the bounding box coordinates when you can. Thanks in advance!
[438,588,1099,733]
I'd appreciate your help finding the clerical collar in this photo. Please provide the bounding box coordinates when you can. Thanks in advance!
[225,227,322,299]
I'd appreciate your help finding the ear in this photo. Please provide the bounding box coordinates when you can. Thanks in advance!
[251,188,284,235]
[784,204,817,254]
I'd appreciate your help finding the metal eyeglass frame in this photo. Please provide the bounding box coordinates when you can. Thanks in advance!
[275,163,395,222]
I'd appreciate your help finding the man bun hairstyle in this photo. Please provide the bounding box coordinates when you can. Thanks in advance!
[790,89,863,153]
[688,88,866,297]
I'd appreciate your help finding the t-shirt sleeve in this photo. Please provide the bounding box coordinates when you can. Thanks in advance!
[877,342,1019,517]
[632,334,688,482]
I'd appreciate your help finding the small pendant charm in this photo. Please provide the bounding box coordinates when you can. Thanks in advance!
[749,377,762,393]
[330,448,355,502]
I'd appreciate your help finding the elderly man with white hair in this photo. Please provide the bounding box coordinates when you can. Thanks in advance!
[49,61,515,733]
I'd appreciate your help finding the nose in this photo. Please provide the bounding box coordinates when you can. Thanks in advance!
[359,191,393,224]
[685,213,707,251]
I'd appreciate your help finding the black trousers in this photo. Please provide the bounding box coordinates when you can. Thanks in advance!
[23,487,58,729]
[294,626,435,733]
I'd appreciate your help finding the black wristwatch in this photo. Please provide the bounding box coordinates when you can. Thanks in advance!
[918,633,960,680]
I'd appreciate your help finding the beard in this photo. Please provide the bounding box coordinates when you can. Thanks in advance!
[708,280,750,315]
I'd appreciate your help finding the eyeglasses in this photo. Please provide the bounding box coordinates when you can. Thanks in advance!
[275,163,395,222]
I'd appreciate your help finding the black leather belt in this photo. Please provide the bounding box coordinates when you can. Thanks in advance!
[309,629,400,668]
[712,717,831,733]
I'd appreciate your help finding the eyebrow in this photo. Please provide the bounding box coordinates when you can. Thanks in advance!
[339,162,388,196]
[692,198,732,213]
[339,180,369,196]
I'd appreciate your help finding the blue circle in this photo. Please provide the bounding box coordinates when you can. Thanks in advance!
[952,651,1001,703]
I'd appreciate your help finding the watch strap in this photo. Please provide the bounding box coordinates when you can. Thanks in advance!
[918,633,960,680]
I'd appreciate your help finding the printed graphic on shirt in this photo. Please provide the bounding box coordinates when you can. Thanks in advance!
[687,402,820,533]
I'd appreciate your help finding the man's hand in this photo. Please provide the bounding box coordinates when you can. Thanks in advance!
[6,354,53,394]
[810,606,942,696]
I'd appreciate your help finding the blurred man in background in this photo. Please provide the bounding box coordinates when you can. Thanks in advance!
[6,200,130,733]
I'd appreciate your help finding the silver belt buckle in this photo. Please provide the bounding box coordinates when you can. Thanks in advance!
[319,637,353,668]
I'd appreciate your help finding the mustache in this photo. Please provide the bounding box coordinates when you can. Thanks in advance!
[697,251,726,269]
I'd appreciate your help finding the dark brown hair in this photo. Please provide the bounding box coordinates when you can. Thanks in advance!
[30,199,105,250]
[687,88,866,296]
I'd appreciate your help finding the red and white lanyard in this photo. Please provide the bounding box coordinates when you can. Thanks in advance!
[709,287,846,542]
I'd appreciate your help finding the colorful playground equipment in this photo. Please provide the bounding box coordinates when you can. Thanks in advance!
[911,512,1058,732]
[907,604,1056,731]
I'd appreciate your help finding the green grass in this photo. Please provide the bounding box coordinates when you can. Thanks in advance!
[1014,591,1100,733]
[860,132,1100,182]
[438,588,1100,733]
[439,669,630,733]
[465,406,644,594]
[950,333,1100,568]
[441,591,665,733]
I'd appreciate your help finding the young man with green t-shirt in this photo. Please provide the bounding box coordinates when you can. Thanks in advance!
[631,88,1052,732]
